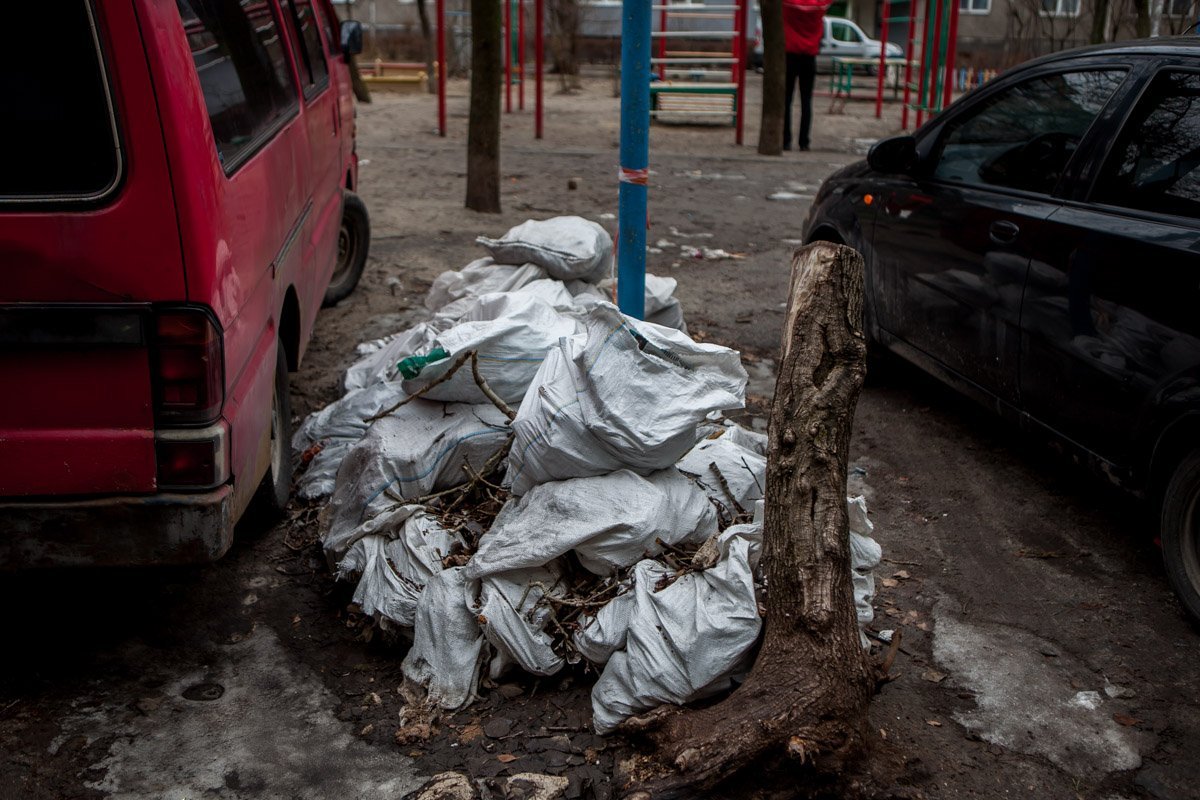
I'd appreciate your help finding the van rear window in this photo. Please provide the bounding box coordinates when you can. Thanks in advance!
[0,2,120,203]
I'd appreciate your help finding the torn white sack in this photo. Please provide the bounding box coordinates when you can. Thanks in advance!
[505,302,747,496]
[401,293,580,405]
[334,507,465,628]
[401,567,486,710]
[477,216,613,283]
[847,494,883,647]
[291,381,408,500]
[595,273,687,332]
[476,564,567,677]
[424,258,548,312]
[676,428,767,512]
[322,400,510,548]
[466,467,718,579]
[590,524,764,735]
[342,321,440,392]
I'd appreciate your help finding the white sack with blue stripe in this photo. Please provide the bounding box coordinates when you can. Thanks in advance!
[321,399,510,548]
[505,302,747,497]
[400,292,581,405]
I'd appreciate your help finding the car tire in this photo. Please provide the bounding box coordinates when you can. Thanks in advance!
[1161,450,1200,623]
[247,342,293,522]
[322,192,370,308]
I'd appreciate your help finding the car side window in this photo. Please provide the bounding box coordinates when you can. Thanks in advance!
[282,0,330,96]
[176,0,299,173]
[1093,70,1200,220]
[831,22,860,43]
[932,69,1126,195]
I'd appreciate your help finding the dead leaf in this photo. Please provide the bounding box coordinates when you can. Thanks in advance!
[1113,713,1141,727]
[885,608,902,617]
[291,614,302,625]
[881,578,899,589]
[359,723,375,737]
[921,669,947,684]
[926,719,942,727]
[893,570,911,580]
[497,753,520,763]
[917,621,930,632]
[457,723,483,744]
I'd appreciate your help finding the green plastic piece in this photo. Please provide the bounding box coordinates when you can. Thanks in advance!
[397,347,450,379]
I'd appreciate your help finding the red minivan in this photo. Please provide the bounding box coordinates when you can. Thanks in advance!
[0,1,369,565]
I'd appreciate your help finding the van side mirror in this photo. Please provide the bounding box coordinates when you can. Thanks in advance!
[341,20,364,58]
[868,135,918,174]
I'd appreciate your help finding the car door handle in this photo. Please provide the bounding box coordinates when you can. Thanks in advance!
[989,220,1020,245]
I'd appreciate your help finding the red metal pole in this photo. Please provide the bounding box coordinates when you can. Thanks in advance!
[734,0,747,144]
[519,0,526,110]
[901,0,917,129]
[437,0,447,136]
[875,0,890,119]
[535,0,544,138]
[658,5,668,80]
[942,0,959,109]
[504,0,512,113]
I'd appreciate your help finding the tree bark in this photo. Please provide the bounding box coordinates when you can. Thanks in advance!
[1135,0,1151,37]
[348,54,372,103]
[466,0,502,213]
[1090,0,1111,43]
[621,243,874,796]
[416,0,438,94]
[757,0,786,155]
[549,0,582,92]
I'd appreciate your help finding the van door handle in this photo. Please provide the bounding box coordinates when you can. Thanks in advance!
[989,220,1020,245]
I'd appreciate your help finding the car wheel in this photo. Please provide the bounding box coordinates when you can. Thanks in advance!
[247,342,293,521]
[322,192,370,308]
[1161,450,1200,623]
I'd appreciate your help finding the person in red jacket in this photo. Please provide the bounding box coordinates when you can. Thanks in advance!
[782,0,831,150]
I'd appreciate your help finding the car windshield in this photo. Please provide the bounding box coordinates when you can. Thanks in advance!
[0,1,120,203]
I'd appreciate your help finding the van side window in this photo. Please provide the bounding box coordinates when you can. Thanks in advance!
[1093,70,1200,220]
[283,0,331,95]
[176,0,299,173]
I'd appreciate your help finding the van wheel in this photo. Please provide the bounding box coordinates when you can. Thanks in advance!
[322,192,370,308]
[248,343,293,521]
[1161,451,1200,623]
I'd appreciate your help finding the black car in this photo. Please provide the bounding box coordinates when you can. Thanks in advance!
[803,38,1200,622]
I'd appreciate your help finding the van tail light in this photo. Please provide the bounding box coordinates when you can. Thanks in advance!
[156,424,228,490]
[151,308,224,425]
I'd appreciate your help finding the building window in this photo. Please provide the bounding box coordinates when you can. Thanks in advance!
[1040,0,1081,16]
[959,0,991,14]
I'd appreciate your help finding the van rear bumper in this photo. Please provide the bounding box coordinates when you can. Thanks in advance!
[0,486,233,568]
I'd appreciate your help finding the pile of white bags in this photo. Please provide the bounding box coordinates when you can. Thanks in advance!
[291,216,884,732]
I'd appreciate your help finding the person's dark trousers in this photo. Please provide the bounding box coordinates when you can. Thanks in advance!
[783,52,817,150]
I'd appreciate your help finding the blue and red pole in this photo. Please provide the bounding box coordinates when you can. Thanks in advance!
[617,0,650,320]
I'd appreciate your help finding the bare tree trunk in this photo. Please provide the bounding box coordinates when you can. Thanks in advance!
[620,243,874,796]
[466,0,502,213]
[549,0,582,92]
[1136,0,1151,36]
[1091,0,1111,42]
[416,0,438,94]
[348,54,372,103]
[758,0,785,155]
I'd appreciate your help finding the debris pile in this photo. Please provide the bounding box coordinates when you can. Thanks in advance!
[293,216,882,733]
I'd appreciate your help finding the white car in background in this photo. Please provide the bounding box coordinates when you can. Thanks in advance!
[751,16,904,72]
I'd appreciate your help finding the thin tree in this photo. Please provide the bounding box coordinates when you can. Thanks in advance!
[416,0,438,94]
[758,0,786,155]
[621,243,878,796]
[466,0,502,212]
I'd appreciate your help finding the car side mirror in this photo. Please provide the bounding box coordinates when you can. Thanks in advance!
[341,20,364,58]
[868,135,918,174]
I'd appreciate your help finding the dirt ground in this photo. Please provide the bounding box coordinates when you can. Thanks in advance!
[1,76,1198,800]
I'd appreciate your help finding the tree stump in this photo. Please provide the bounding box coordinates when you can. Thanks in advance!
[622,243,873,796]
